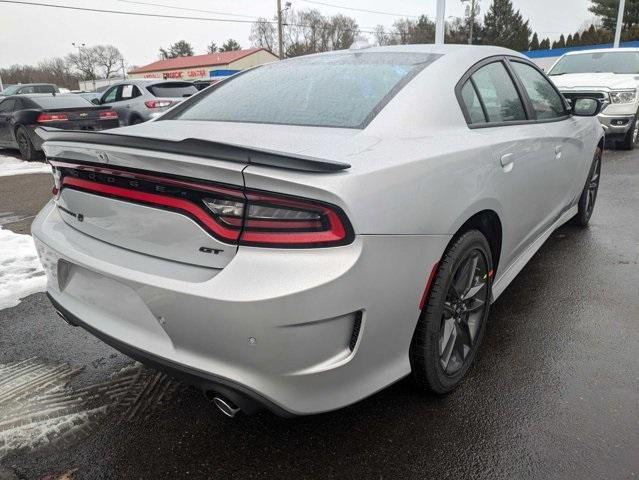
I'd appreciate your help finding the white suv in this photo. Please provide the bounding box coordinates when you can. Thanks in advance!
[549,48,639,149]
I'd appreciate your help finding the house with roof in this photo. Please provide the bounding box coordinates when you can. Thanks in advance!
[128,48,278,82]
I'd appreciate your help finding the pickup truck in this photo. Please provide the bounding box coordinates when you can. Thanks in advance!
[549,48,639,149]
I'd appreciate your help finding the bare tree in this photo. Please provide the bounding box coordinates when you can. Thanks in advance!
[249,8,359,58]
[373,25,391,46]
[249,18,277,53]
[66,48,99,83]
[93,45,123,78]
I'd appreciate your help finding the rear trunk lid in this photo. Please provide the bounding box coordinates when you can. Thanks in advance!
[39,121,362,269]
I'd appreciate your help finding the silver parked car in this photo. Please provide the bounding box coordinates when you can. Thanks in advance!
[90,79,198,125]
[32,45,604,417]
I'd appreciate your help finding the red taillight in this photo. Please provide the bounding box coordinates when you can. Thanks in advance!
[99,110,118,119]
[37,112,68,122]
[144,100,172,109]
[51,162,353,248]
[241,192,349,247]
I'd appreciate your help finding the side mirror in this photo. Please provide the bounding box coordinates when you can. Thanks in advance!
[91,98,101,105]
[572,98,602,117]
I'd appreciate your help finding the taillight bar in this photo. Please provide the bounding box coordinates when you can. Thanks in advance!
[37,112,68,122]
[99,110,118,119]
[50,161,354,248]
[145,100,172,109]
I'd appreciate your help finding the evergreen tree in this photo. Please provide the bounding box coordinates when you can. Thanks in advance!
[539,37,551,49]
[589,0,639,30]
[481,0,531,50]
[566,33,574,46]
[159,40,194,59]
[529,32,540,50]
[573,31,581,45]
[220,39,242,52]
[207,42,218,54]
[557,34,566,48]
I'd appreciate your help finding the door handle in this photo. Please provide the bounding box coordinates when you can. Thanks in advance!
[555,145,563,159]
[500,153,514,172]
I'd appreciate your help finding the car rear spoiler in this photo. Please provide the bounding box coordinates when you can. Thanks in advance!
[36,127,351,173]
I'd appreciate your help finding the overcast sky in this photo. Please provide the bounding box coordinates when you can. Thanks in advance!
[0,0,596,68]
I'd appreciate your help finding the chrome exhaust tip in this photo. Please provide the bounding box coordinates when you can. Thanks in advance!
[211,396,242,418]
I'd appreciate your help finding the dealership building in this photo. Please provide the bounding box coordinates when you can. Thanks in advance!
[128,48,278,82]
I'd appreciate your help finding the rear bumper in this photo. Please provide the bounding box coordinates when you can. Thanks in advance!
[32,200,450,415]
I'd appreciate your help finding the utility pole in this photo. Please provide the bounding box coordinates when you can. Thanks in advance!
[468,0,476,45]
[614,0,626,48]
[277,1,291,59]
[435,0,446,44]
[277,0,284,59]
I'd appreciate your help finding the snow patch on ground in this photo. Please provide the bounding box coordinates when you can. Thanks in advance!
[0,152,50,177]
[0,359,182,459]
[0,227,46,310]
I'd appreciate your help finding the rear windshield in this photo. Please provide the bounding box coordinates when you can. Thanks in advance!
[31,96,93,109]
[168,52,440,128]
[549,51,639,75]
[147,82,198,98]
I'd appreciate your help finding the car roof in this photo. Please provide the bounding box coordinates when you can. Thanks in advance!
[564,48,639,56]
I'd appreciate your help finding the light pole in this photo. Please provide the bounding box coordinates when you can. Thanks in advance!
[277,0,291,59]
[435,0,446,44]
[72,42,90,90]
[614,0,626,48]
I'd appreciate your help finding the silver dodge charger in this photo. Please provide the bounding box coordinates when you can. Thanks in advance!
[32,45,604,417]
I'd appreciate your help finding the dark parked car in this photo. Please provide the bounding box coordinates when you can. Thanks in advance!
[0,83,59,96]
[0,94,119,160]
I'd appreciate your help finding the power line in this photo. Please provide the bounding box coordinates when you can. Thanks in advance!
[0,0,378,33]
[298,0,418,18]
[113,0,258,20]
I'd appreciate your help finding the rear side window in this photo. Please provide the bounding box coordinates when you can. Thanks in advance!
[460,81,486,124]
[34,85,56,94]
[121,84,142,100]
[511,61,566,119]
[147,83,198,98]
[169,52,441,128]
[470,62,526,123]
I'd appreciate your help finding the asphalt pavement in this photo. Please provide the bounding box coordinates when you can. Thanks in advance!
[0,148,637,480]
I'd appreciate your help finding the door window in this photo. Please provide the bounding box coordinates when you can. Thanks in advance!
[101,86,120,104]
[511,61,567,120]
[470,62,526,123]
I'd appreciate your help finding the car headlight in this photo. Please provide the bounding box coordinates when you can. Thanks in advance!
[609,89,637,104]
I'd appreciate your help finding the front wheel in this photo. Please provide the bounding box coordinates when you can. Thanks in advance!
[410,230,493,394]
[617,115,638,150]
[572,147,602,227]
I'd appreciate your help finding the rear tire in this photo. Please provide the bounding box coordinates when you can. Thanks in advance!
[572,146,602,227]
[16,126,42,161]
[617,114,638,150]
[410,230,493,394]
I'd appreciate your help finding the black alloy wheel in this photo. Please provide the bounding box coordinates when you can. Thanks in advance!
[573,147,602,227]
[439,249,489,375]
[410,230,493,394]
